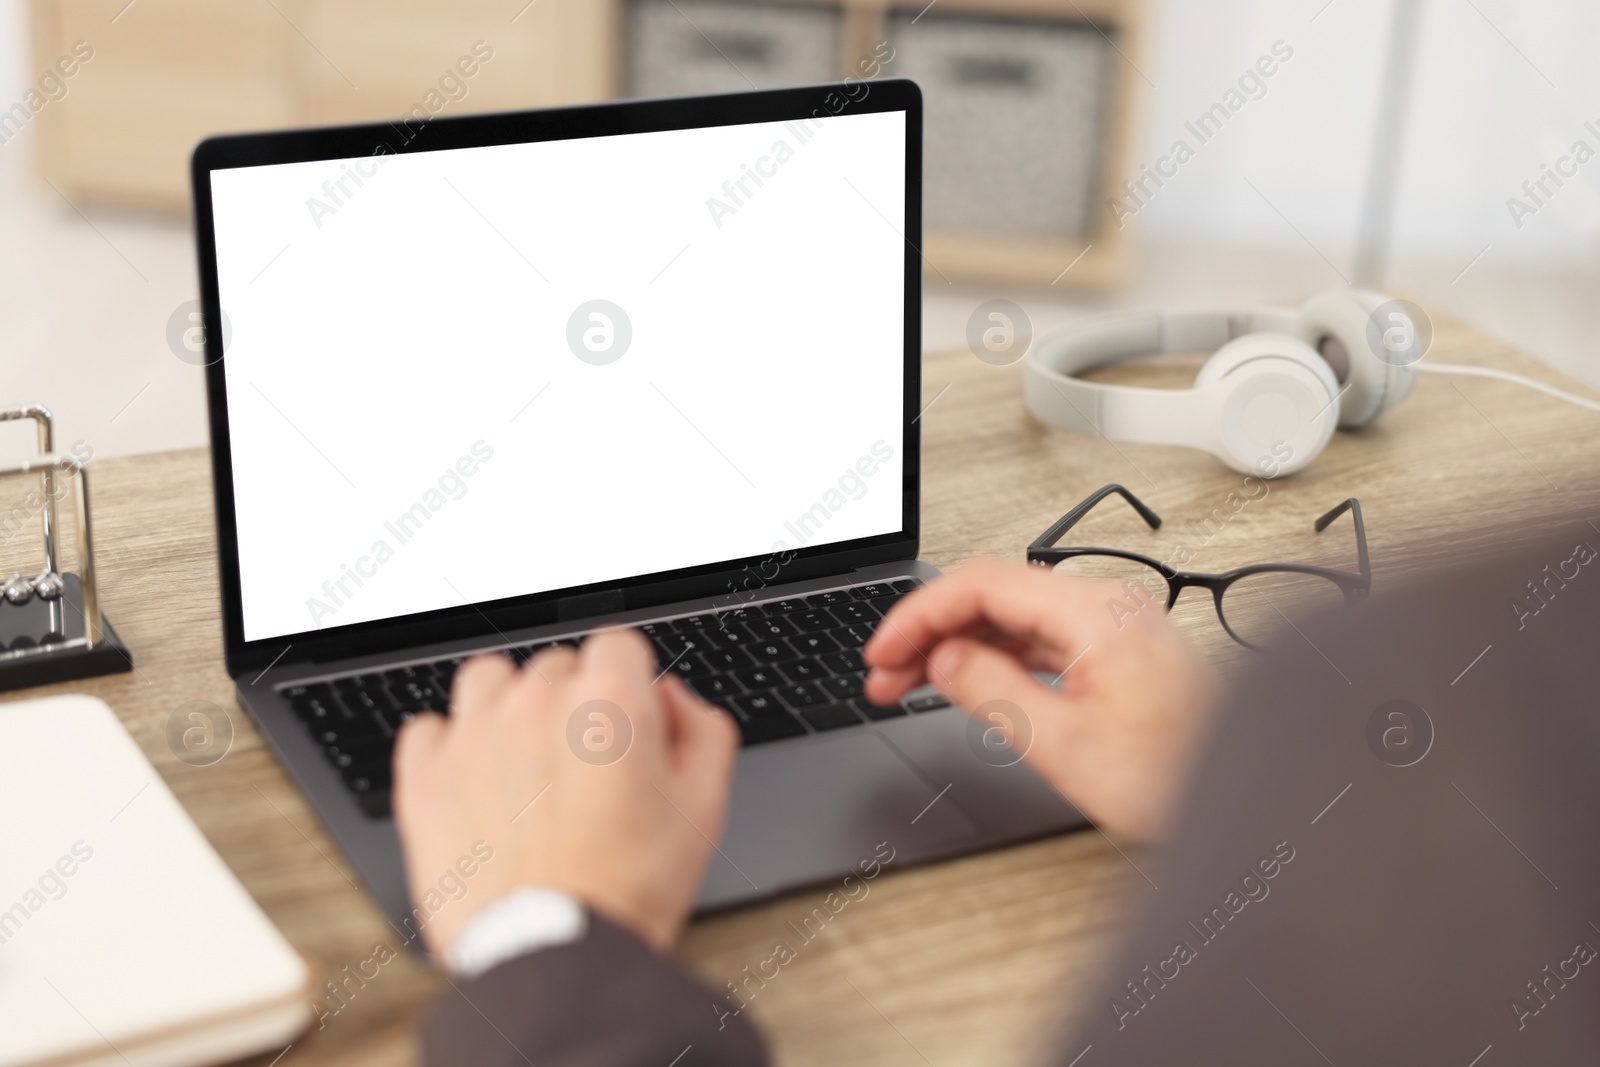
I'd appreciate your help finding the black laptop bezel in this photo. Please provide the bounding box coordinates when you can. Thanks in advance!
[192,80,923,677]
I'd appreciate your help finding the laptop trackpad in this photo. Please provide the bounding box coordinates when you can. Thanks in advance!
[698,731,979,908]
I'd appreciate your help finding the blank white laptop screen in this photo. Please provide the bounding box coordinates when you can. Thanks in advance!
[210,110,907,642]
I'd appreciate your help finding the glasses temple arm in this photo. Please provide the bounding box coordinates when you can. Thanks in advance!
[1313,498,1370,582]
[1031,483,1163,551]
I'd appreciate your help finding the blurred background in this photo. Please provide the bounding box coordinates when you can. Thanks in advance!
[2,0,1597,460]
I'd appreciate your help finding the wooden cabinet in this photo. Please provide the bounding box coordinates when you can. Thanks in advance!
[28,0,616,210]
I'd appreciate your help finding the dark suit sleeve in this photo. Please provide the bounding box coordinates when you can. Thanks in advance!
[421,911,769,1067]
[1059,525,1600,1065]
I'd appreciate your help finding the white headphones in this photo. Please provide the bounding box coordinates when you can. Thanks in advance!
[1024,291,1420,477]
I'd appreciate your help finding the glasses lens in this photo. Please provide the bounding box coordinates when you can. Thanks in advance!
[1220,570,1347,648]
[1050,554,1170,612]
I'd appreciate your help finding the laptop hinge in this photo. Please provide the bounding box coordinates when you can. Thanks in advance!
[558,588,625,622]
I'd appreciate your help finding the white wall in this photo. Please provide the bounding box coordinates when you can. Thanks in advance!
[1399,0,1600,265]
[1132,0,1600,269]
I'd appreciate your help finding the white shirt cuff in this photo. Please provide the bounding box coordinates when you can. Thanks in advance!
[445,887,588,979]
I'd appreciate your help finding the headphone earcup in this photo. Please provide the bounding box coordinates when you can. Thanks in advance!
[1194,334,1339,476]
[1297,290,1419,429]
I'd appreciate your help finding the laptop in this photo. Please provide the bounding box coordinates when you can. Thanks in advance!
[191,80,1084,933]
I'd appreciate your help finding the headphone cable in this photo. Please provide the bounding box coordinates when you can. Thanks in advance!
[1417,362,1600,414]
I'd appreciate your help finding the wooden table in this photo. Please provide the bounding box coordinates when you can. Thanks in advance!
[7,311,1599,1066]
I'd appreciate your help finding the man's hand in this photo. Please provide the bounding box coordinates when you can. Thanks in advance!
[392,630,740,959]
[864,559,1220,841]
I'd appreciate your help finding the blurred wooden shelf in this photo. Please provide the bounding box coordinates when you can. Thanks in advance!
[28,0,618,212]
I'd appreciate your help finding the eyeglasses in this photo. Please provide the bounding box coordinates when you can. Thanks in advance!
[1026,484,1370,649]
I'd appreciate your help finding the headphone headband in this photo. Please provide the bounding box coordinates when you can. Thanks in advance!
[1025,308,1300,443]
[1032,308,1300,378]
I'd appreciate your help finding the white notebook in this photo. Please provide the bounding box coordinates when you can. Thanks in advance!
[0,695,310,1067]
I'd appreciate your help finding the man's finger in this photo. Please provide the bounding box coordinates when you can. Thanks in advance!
[451,653,518,720]
[659,674,739,814]
[925,636,1062,738]
[661,673,737,764]
[865,637,1068,705]
[525,645,580,686]
[866,559,1103,671]
[392,711,448,818]
[580,629,668,753]
[579,629,659,709]
[863,664,924,706]
[581,628,657,681]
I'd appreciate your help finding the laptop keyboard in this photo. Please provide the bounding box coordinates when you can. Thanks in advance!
[280,577,947,818]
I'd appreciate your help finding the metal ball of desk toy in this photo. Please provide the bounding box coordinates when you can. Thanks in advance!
[3,574,31,604]
[0,404,133,690]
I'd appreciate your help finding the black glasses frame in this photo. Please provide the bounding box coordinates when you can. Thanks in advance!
[1026,484,1371,649]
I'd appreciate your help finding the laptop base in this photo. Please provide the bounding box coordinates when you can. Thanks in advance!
[235,560,1087,945]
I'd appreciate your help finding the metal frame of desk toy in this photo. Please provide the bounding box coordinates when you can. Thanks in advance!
[0,405,131,691]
